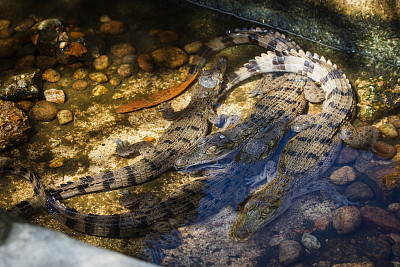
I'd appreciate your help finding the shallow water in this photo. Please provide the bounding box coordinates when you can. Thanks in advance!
[0,0,399,266]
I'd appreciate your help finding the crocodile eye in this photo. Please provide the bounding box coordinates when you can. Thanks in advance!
[244,199,259,211]
[206,145,218,154]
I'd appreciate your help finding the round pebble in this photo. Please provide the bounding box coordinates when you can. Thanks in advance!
[0,20,11,30]
[138,53,156,72]
[329,166,357,185]
[72,80,88,91]
[29,100,59,122]
[44,89,65,104]
[360,206,400,233]
[14,18,34,32]
[345,182,374,201]
[388,115,400,128]
[35,55,57,70]
[151,47,188,69]
[336,146,359,164]
[278,240,302,265]
[42,69,61,82]
[57,110,73,125]
[99,14,111,23]
[378,122,398,138]
[92,85,108,96]
[73,68,89,79]
[361,237,392,261]
[117,64,133,78]
[184,41,203,54]
[16,100,34,111]
[332,206,362,234]
[15,55,35,69]
[110,43,135,58]
[109,77,121,86]
[122,55,137,64]
[93,55,111,70]
[373,140,397,159]
[89,72,108,83]
[158,30,178,43]
[100,20,127,35]
[301,233,321,250]
[49,157,65,168]
[0,28,14,39]
[387,203,400,212]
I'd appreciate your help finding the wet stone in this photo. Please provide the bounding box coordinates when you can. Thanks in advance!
[373,140,397,159]
[15,55,35,69]
[378,122,398,138]
[100,20,127,35]
[99,14,111,23]
[329,166,357,185]
[345,182,374,201]
[0,68,41,100]
[151,47,188,69]
[14,18,34,32]
[361,237,392,261]
[57,110,73,125]
[110,43,135,58]
[109,77,120,86]
[388,203,400,212]
[42,69,61,83]
[158,30,178,43]
[49,157,65,168]
[93,55,111,70]
[16,100,34,112]
[44,89,65,104]
[360,206,400,233]
[388,115,400,128]
[73,68,89,79]
[0,20,11,30]
[72,80,87,91]
[0,28,14,38]
[332,206,362,234]
[29,100,58,122]
[117,64,132,78]
[0,100,31,150]
[92,85,108,96]
[301,233,321,250]
[336,146,359,165]
[138,53,155,72]
[278,240,302,266]
[35,55,57,70]
[184,41,203,54]
[122,55,137,64]
[89,72,108,83]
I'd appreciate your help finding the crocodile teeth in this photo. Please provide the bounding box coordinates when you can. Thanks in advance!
[333,64,338,69]
[289,49,298,56]
[342,73,347,79]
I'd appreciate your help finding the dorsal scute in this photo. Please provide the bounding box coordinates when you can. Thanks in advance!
[281,34,286,39]
[255,27,262,31]
[298,50,306,56]
[306,51,312,58]
[289,49,298,56]
[313,53,319,60]
[274,31,281,37]
[320,56,326,62]
[327,60,333,66]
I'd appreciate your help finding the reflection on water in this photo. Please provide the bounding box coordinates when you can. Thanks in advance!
[0,0,399,265]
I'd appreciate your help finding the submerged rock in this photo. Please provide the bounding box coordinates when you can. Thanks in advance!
[360,206,400,233]
[332,206,362,234]
[151,47,188,69]
[29,100,58,122]
[301,233,321,250]
[278,240,302,265]
[360,237,392,261]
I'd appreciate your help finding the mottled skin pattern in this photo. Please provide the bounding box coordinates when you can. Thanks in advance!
[176,72,322,168]
[229,50,379,240]
[6,28,302,216]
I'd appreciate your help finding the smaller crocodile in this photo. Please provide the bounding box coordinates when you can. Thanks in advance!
[228,50,379,240]
[176,72,323,168]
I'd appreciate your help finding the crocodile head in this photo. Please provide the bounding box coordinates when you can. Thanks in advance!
[190,56,227,101]
[230,176,286,241]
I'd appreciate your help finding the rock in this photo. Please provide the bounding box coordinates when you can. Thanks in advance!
[391,151,400,162]
[122,55,137,64]
[44,89,65,104]
[184,41,204,54]
[73,68,89,79]
[89,72,108,83]
[110,43,135,58]
[100,20,127,35]
[99,14,112,23]
[72,80,87,91]
[16,100,34,111]
[301,233,321,250]
[151,47,188,69]
[42,69,61,83]
[109,77,121,86]
[278,240,302,265]
[0,100,31,150]
[360,206,400,233]
[35,56,57,70]
[92,85,108,96]
[332,206,362,234]
[138,53,156,72]
[345,182,374,201]
[14,18,34,32]
[0,28,14,38]
[57,110,73,125]
[30,100,58,122]
[329,166,357,185]
[361,237,392,261]
[15,55,35,69]
[336,146,359,164]
[378,122,398,138]
[388,115,400,128]
[158,30,178,42]
[388,203,400,212]
[388,233,400,243]
[117,64,133,78]
[331,261,374,267]
[0,20,11,29]
[93,55,111,70]
[393,243,400,257]
[373,140,397,159]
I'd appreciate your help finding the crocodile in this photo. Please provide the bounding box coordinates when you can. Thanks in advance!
[175,72,323,168]
[6,28,302,215]
[226,50,380,240]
